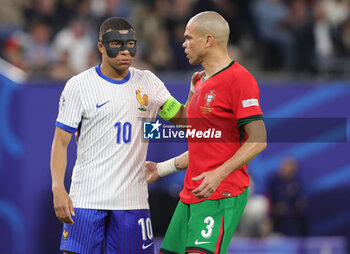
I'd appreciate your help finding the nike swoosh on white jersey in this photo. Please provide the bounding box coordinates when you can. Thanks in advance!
[96,100,111,108]
[195,240,211,245]
[142,242,154,249]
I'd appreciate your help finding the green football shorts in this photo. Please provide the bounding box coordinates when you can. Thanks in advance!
[160,187,249,254]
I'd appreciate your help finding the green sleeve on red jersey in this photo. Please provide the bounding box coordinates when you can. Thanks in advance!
[237,115,264,128]
[237,115,264,145]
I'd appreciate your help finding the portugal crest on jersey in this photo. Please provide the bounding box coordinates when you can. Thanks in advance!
[200,90,216,115]
[204,90,216,107]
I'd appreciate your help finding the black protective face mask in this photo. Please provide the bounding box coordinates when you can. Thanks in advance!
[101,29,137,57]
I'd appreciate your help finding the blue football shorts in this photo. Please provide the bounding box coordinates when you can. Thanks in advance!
[60,208,154,254]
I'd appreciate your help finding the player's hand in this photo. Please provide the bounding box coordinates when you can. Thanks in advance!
[145,161,160,184]
[190,71,205,92]
[191,170,225,199]
[52,185,75,224]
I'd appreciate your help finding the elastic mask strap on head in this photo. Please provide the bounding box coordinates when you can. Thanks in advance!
[101,29,137,57]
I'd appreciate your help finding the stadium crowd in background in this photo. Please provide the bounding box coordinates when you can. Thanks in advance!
[0,0,350,80]
[235,156,308,239]
[267,157,308,236]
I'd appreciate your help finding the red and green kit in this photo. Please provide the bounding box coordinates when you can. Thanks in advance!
[181,61,264,204]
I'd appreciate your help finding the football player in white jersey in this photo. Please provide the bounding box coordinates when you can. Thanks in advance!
[50,17,196,254]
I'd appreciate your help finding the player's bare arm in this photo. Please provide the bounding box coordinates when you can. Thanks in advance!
[145,151,189,184]
[145,72,203,183]
[50,127,75,224]
[192,120,267,199]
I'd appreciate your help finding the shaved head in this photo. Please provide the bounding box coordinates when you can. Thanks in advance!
[188,11,230,46]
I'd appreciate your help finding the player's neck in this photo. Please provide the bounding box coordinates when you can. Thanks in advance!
[100,63,129,80]
[202,53,232,78]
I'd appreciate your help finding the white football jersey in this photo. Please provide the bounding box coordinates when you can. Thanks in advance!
[56,66,170,210]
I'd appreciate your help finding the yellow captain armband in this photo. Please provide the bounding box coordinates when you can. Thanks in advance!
[158,96,182,121]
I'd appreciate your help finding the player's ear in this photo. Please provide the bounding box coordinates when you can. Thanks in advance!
[205,34,214,47]
[97,42,104,54]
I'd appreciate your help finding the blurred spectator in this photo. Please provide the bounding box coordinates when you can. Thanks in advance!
[147,28,175,71]
[214,0,246,45]
[313,2,334,59]
[131,0,183,72]
[24,0,66,36]
[336,18,350,56]
[133,0,172,51]
[131,49,154,71]
[168,22,194,71]
[25,19,54,78]
[76,0,93,17]
[321,0,349,28]
[236,179,272,238]
[286,0,315,72]
[3,31,29,72]
[165,0,194,70]
[49,50,76,80]
[267,157,308,236]
[252,0,294,70]
[49,46,99,81]
[168,0,192,23]
[191,0,217,15]
[0,0,26,30]
[53,17,94,73]
[91,0,132,19]
[319,0,350,57]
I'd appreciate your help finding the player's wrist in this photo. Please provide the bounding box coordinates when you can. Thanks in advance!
[157,158,178,177]
[52,183,65,192]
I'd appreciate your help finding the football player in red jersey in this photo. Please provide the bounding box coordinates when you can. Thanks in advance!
[146,11,267,254]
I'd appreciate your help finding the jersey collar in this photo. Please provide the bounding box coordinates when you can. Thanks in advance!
[203,60,235,81]
[95,64,131,85]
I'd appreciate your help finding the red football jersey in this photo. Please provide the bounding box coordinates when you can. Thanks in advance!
[180,61,263,204]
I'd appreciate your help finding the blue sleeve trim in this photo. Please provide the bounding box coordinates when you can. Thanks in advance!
[56,121,77,133]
